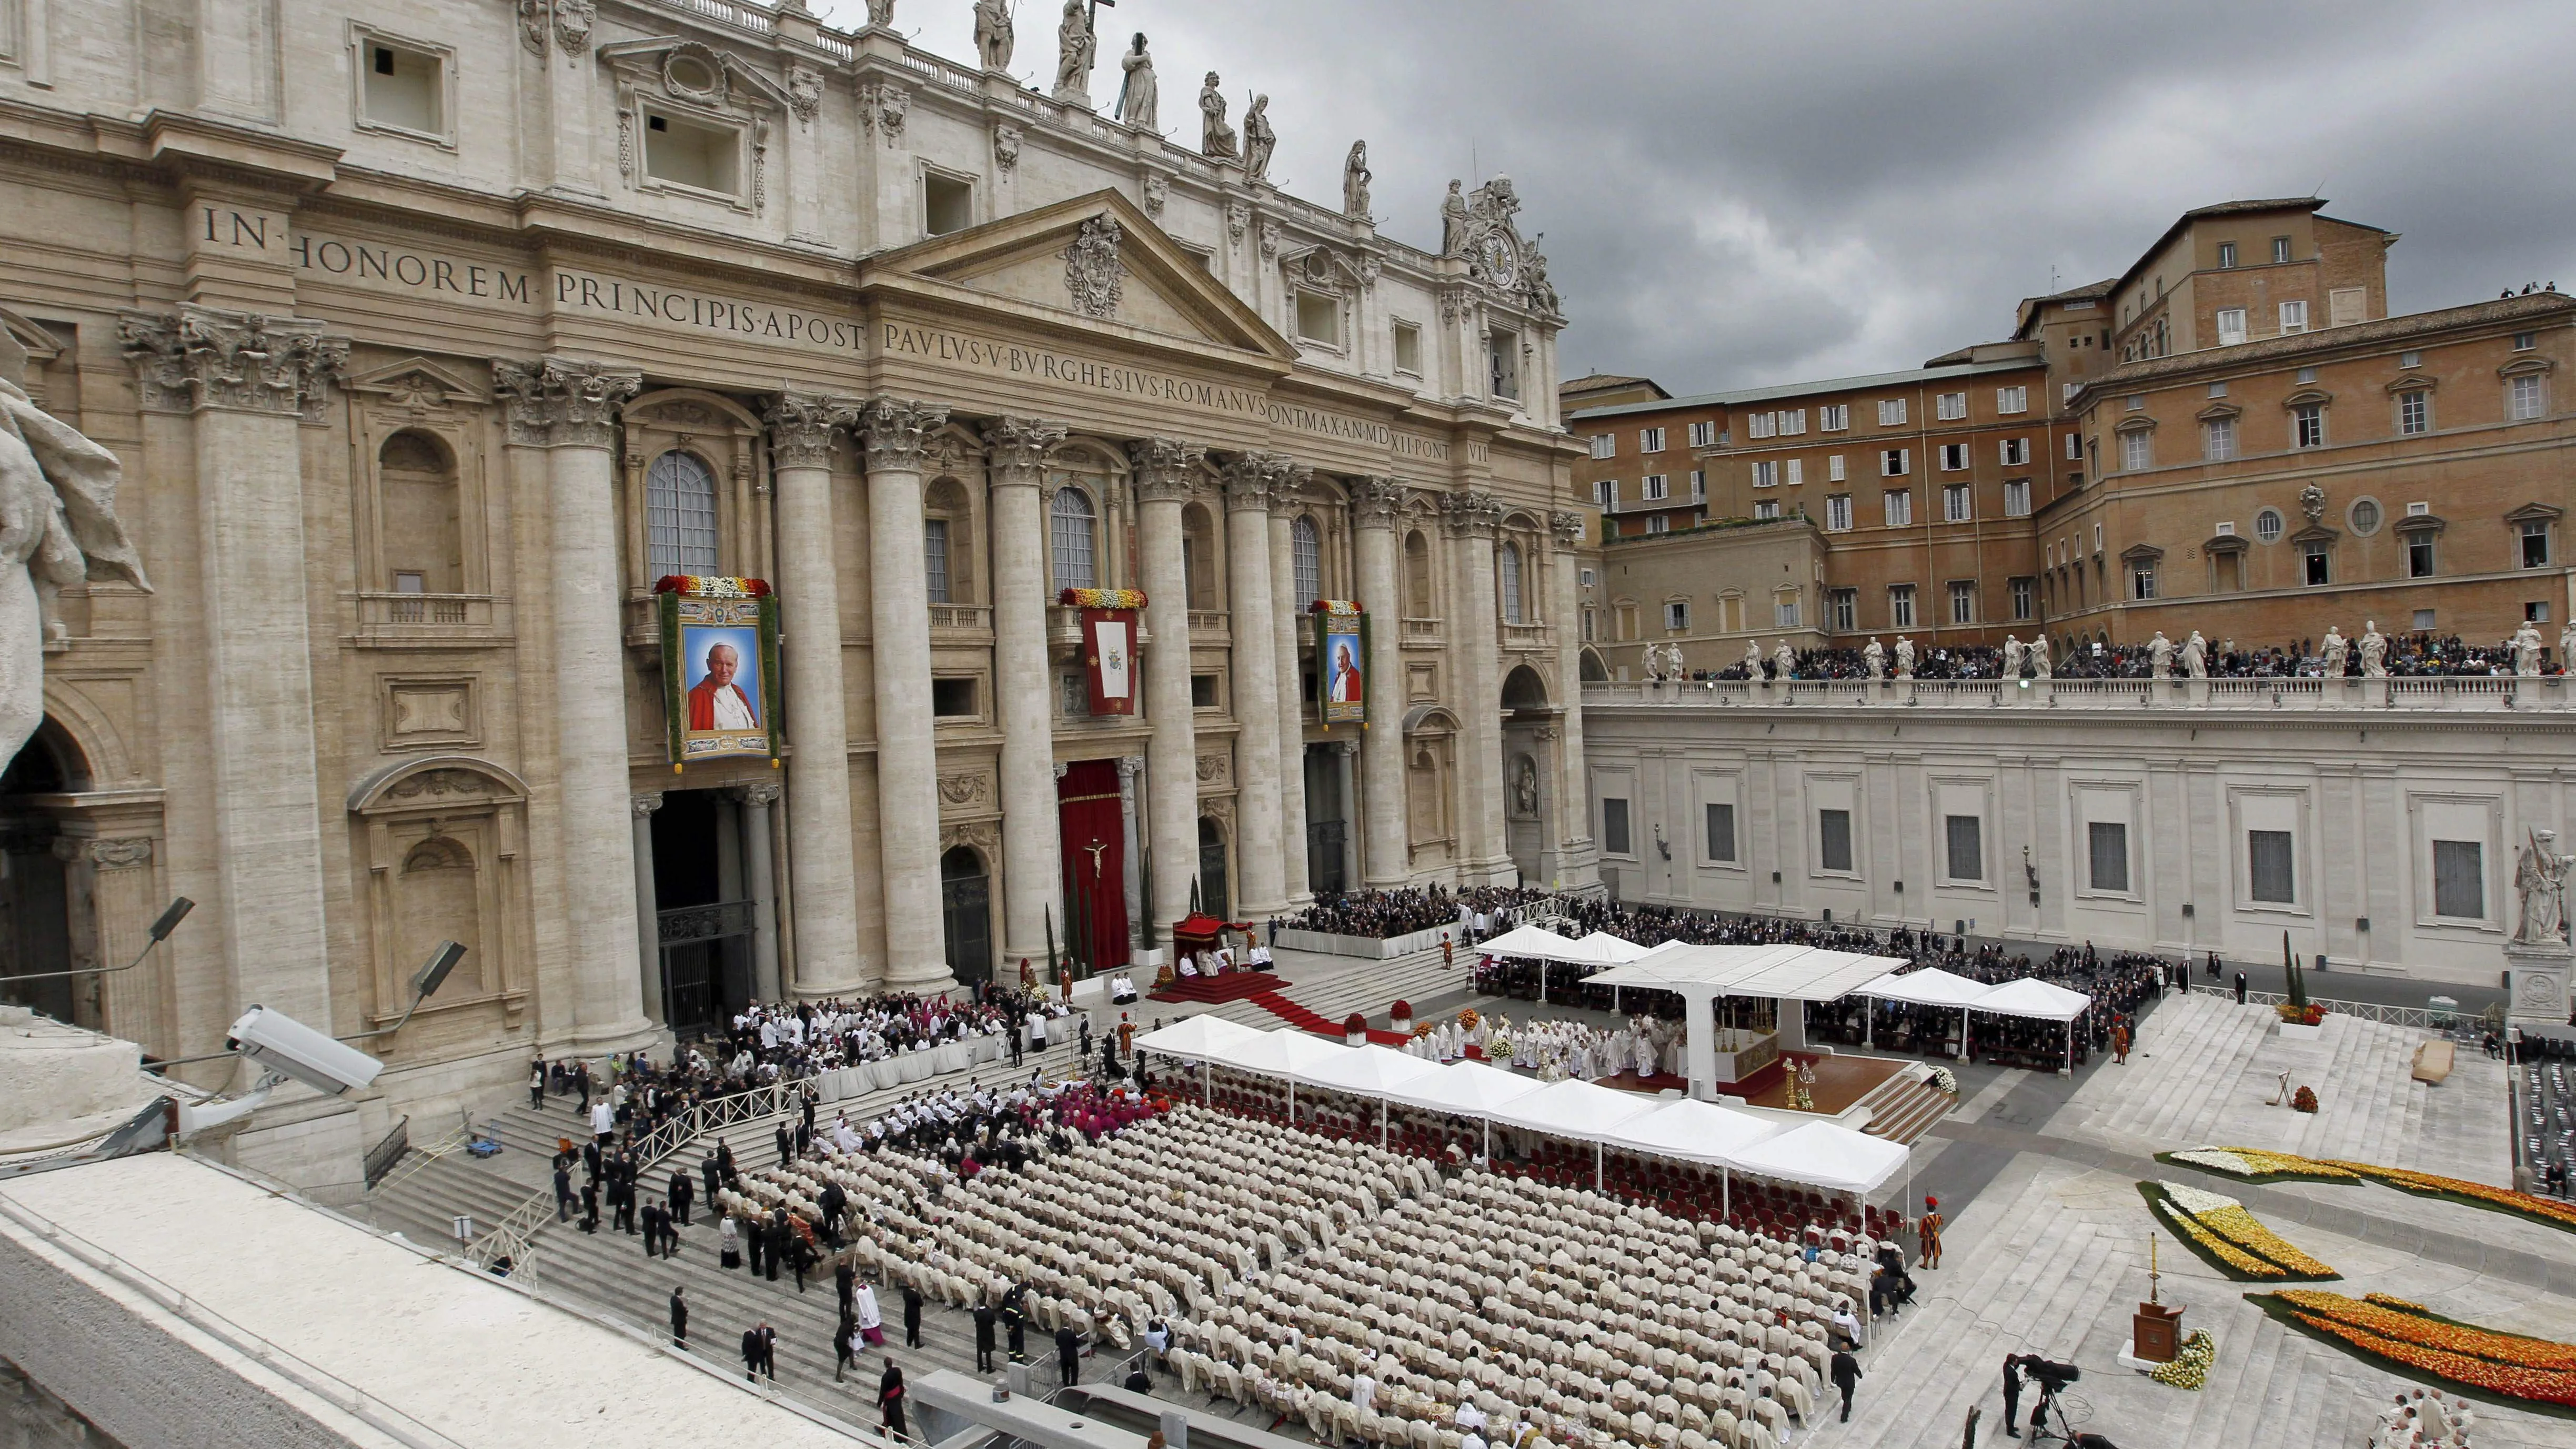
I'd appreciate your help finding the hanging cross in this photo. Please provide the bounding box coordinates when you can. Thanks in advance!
[1083,839,1109,877]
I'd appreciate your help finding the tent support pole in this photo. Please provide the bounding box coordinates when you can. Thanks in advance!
[1595,1139,1603,1192]
[1722,1168,1730,1223]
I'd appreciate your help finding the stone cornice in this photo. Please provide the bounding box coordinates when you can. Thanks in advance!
[1129,438,1207,503]
[857,397,951,473]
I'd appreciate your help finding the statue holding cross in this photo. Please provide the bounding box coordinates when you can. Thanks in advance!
[1054,0,1111,106]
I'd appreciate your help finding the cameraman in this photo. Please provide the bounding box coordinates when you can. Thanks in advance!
[2000,1354,2029,1438]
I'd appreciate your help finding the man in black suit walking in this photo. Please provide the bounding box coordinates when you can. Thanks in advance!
[902,1282,924,1348]
[669,1286,688,1347]
[1055,1323,1081,1387]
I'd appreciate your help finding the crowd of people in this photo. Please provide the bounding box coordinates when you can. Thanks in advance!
[1690,629,2557,683]
[1281,883,1568,942]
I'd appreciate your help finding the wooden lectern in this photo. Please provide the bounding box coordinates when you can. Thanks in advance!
[2132,1302,2184,1363]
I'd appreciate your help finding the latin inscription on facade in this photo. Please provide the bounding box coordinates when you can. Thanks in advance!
[881,322,1267,420]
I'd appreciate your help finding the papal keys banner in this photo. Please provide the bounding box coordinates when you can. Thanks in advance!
[1312,599,1367,727]
[1062,588,1145,716]
[656,575,782,769]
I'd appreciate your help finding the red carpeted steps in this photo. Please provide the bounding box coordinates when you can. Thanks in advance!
[1148,971,1290,1004]
[1249,990,1416,1046]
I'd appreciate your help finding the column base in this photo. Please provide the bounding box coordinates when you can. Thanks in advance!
[569,1015,662,1059]
[884,965,961,998]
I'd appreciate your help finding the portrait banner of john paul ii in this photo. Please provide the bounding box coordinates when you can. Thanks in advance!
[656,576,782,767]
[1313,601,1367,727]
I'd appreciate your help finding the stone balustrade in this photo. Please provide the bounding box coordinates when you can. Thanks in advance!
[1584,673,2576,711]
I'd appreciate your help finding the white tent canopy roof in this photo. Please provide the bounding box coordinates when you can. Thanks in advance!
[1290,1042,1447,1094]
[1133,1015,1270,1061]
[1590,942,1910,1002]
[1227,1028,1356,1080]
[1855,967,1995,1009]
[1576,932,1653,964]
[1608,1099,1785,1167]
[1378,1059,1550,1116]
[1476,924,1580,959]
[1483,1078,1665,1142]
[1970,978,2093,1021]
[1723,1120,1912,1196]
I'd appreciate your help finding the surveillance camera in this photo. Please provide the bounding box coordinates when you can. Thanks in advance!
[225,1005,385,1096]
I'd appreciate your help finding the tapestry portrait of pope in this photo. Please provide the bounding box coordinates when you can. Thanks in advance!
[682,627,762,731]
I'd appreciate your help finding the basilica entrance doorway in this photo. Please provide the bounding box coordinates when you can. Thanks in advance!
[940,846,993,985]
[1303,743,1347,896]
[651,788,753,1033]
[1055,760,1130,972]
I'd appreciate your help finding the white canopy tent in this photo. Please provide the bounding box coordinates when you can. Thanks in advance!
[1289,1043,1447,1147]
[1476,924,1580,959]
[1378,1059,1548,1163]
[1854,967,1994,1008]
[1585,942,1910,1099]
[1724,1119,1914,1227]
[1971,978,2092,1020]
[1133,1015,1273,1103]
[1225,1028,1361,1120]
[1576,932,1653,964]
[1484,1078,1666,1190]
[1855,971,2094,1065]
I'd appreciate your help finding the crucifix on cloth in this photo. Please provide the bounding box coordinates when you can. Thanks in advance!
[1082,839,1109,879]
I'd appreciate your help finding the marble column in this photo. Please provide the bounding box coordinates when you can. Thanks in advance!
[985,417,1071,968]
[123,308,344,1037]
[739,783,781,1003]
[1352,477,1410,887]
[763,393,866,997]
[495,358,655,1049]
[1131,438,1205,940]
[1269,470,1312,906]
[1335,741,1361,891]
[1443,488,1509,882]
[1219,454,1286,917]
[631,794,663,1021]
[1117,756,1144,943]
[1547,511,1599,888]
[860,397,955,990]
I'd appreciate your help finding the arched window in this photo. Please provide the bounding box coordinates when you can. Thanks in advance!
[646,450,719,577]
[1498,541,1525,623]
[1291,516,1322,606]
[1050,486,1097,591]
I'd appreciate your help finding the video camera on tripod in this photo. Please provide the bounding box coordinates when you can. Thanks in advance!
[2023,1358,2080,1394]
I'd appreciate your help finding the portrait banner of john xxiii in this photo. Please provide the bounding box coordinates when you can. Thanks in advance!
[656,575,783,769]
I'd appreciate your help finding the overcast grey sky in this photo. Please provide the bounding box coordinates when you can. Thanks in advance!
[820,1,2576,395]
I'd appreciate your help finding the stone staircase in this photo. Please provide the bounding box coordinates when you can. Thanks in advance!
[1857,1072,1955,1146]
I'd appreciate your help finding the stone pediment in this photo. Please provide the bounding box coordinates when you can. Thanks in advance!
[866,189,1294,361]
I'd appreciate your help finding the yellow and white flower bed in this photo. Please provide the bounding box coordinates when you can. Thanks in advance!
[2140,1180,2340,1281]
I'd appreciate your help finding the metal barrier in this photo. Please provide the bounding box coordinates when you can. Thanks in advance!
[370,1113,474,1194]
[2179,980,2447,1030]
[361,1114,410,1189]
[462,1185,555,1285]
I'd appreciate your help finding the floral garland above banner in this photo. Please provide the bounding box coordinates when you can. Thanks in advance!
[656,576,783,770]
[2137,1180,2339,1281]
[1062,588,1146,716]
[1310,599,1367,729]
[2256,1290,2576,1416]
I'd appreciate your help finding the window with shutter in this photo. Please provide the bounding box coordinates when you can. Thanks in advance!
[2248,830,2296,903]
[1945,815,1982,881]
[2432,839,2484,919]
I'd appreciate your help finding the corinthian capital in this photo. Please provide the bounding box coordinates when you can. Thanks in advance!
[1217,452,1282,512]
[121,306,347,421]
[1438,487,1503,537]
[1128,437,1206,503]
[546,358,642,449]
[1271,461,1315,516]
[1549,509,1587,549]
[490,358,552,446]
[981,416,1069,485]
[1351,475,1404,529]
[857,396,951,473]
[766,391,861,470]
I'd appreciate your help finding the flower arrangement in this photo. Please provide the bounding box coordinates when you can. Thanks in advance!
[1485,1032,1513,1064]
[1308,599,1363,616]
[1059,588,1148,610]
[653,575,771,598]
[1456,1008,1480,1032]
[1390,1000,1414,1033]
[2276,1001,2327,1026]
[2138,1180,2340,1281]
[1928,1065,1958,1095]
[2155,1146,2362,1184]
[2149,1329,2216,1391]
[2291,1085,2319,1113]
[2163,1147,2576,1235]
[1412,1021,1438,1038]
[2256,1290,2576,1415]
[1342,1012,1367,1045]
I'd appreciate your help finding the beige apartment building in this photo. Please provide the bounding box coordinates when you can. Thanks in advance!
[1568,198,2576,677]
[0,0,1590,1190]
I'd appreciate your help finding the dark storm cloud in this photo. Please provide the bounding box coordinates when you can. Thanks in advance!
[829,1,2576,391]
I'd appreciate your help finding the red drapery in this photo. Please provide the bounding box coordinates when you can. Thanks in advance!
[1055,759,1131,971]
